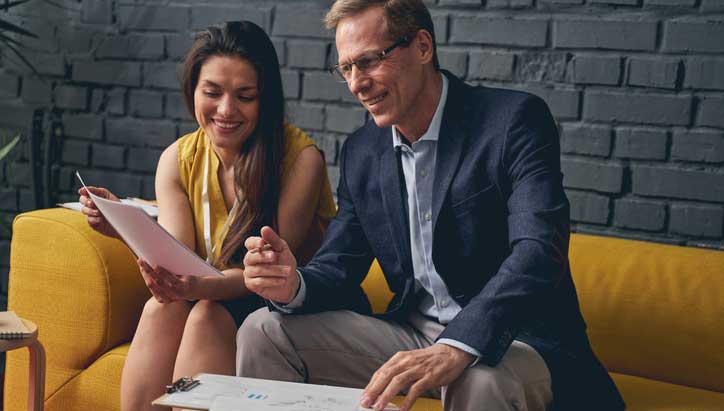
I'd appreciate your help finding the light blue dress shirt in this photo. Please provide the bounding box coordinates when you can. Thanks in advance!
[279,74,480,365]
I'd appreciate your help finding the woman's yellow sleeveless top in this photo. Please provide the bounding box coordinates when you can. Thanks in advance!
[177,124,336,267]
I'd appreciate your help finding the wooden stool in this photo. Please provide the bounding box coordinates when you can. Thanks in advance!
[1,318,45,411]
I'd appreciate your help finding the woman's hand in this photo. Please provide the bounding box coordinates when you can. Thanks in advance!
[137,259,201,303]
[78,186,120,239]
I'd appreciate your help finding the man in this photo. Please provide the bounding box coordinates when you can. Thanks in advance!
[238,1,624,410]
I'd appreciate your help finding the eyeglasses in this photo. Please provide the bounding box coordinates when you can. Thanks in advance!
[329,37,410,83]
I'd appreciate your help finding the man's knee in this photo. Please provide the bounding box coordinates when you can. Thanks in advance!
[444,365,525,411]
[236,308,283,348]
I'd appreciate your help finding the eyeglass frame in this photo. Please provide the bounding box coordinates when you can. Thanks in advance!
[328,36,411,83]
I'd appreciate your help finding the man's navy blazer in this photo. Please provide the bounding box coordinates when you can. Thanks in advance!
[296,71,624,409]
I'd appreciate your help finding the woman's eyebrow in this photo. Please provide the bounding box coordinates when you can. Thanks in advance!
[200,79,257,91]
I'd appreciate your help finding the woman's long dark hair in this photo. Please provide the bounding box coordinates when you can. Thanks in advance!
[181,21,284,268]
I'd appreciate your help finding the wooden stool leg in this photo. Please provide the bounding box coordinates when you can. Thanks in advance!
[28,340,46,411]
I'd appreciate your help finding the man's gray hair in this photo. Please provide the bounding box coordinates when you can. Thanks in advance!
[325,0,439,70]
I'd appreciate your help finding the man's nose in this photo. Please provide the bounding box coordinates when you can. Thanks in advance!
[347,65,370,95]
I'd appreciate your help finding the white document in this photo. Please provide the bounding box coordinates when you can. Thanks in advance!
[76,171,223,277]
[153,373,398,411]
[58,199,159,218]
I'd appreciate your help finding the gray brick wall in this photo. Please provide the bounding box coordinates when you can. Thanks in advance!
[1,0,723,315]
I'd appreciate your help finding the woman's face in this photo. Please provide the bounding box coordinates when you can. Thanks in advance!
[194,55,260,152]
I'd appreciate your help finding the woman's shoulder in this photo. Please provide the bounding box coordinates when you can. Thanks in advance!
[283,123,315,151]
[176,128,205,163]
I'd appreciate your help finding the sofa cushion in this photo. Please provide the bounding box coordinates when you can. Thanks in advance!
[569,234,724,393]
[611,373,724,411]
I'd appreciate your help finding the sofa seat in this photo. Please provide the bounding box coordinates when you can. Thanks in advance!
[611,373,724,411]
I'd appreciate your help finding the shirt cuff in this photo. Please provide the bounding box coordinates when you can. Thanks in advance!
[269,269,306,312]
[436,339,482,368]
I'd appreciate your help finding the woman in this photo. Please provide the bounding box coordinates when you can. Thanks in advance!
[79,21,336,411]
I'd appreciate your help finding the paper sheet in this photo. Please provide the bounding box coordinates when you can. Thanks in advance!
[58,199,159,218]
[76,171,222,277]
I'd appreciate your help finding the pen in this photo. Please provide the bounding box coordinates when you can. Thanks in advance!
[249,244,273,254]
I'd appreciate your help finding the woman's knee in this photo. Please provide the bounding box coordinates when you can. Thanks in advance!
[184,300,235,333]
[140,297,191,324]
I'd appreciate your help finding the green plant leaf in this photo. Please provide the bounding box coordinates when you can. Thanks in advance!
[0,18,38,38]
[0,39,38,74]
[0,134,20,162]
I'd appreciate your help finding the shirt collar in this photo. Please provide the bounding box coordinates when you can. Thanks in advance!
[392,73,448,149]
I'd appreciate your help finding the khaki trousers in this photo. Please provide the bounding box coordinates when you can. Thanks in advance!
[236,308,552,411]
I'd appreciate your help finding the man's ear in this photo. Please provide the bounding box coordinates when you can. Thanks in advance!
[414,29,434,65]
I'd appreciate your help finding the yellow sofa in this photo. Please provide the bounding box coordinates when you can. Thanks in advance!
[5,208,724,410]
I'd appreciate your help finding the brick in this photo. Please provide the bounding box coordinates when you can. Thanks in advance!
[18,189,34,211]
[106,118,176,148]
[96,35,164,60]
[191,5,271,32]
[553,19,657,51]
[90,89,104,113]
[439,0,482,6]
[273,39,286,67]
[119,5,189,32]
[21,79,52,105]
[57,27,93,54]
[108,89,126,115]
[567,190,610,224]
[516,85,580,120]
[560,124,611,157]
[178,121,198,137]
[488,0,536,7]
[5,51,65,77]
[450,17,548,47]
[92,144,125,169]
[468,51,515,81]
[72,61,141,87]
[128,147,162,172]
[61,140,89,166]
[645,0,696,5]
[571,55,620,85]
[438,49,468,79]
[613,199,667,231]
[663,20,724,53]
[614,127,668,160]
[63,114,103,140]
[273,7,332,39]
[0,189,17,211]
[55,85,88,110]
[541,0,584,4]
[517,52,568,82]
[281,70,300,99]
[130,90,164,118]
[685,58,724,90]
[697,96,724,128]
[584,91,691,126]
[328,165,341,192]
[8,162,32,188]
[141,176,156,200]
[312,133,342,165]
[628,58,681,90]
[287,40,328,69]
[143,62,181,90]
[562,158,623,193]
[431,13,449,44]
[0,102,34,130]
[701,0,724,11]
[74,169,142,198]
[670,204,723,237]
[302,71,357,103]
[167,34,193,60]
[287,101,325,131]
[672,129,724,163]
[81,0,112,24]
[165,92,192,120]
[632,165,724,202]
[326,106,367,134]
[0,72,19,98]
[591,0,637,4]
[6,18,55,53]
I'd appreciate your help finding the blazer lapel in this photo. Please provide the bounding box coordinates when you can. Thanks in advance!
[379,135,413,277]
[432,73,468,235]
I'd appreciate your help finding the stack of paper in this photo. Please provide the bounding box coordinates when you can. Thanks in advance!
[0,311,31,339]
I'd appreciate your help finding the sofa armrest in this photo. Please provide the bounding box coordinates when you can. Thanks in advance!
[5,208,148,407]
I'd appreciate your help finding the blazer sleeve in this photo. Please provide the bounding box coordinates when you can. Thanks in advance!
[437,95,571,365]
[293,139,375,315]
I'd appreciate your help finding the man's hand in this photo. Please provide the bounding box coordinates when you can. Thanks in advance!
[243,226,299,304]
[361,344,473,411]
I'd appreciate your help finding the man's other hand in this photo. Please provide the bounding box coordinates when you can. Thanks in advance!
[243,226,299,304]
[361,344,472,411]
